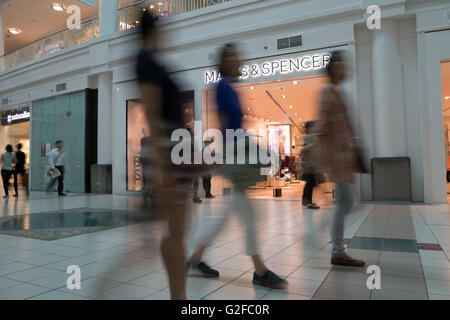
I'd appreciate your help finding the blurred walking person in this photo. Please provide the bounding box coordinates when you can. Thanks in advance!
[46,140,66,196]
[135,11,191,300]
[187,44,288,289]
[301,121,320,209]
[314,51,365,267]
[13,143,28,197]
[1,145,16,199]
[202,137,215,199]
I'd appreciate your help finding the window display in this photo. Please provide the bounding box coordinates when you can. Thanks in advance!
[126,91,194,192]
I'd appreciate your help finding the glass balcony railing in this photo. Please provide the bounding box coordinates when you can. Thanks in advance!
[0,0,231,72]
[118,0,232,31]
[0,17,99,72]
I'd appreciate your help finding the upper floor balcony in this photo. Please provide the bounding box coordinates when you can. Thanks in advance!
[0,0,232,73]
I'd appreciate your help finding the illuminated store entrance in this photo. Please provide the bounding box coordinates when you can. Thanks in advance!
[0,104,31,193]
[441,61,450,201]
[203,75,334,201]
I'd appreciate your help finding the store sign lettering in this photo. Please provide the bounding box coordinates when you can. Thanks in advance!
[7,111,30,124]
[2,104,31,126]
[204,53,332,84]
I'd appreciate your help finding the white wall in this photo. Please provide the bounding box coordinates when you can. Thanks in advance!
[0,0,449,198]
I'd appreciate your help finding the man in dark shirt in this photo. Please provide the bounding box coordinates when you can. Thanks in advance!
[13,143,27,197]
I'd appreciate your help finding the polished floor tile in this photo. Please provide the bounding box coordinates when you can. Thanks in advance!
[313,282,371,300]
[1,193,449,300]
[204,284,268,300]
[371,288,428,300]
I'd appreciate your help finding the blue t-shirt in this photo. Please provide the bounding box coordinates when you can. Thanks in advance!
[136,48,183,129]
[216,77,243,132]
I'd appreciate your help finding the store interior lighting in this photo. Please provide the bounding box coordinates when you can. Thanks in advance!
[7,28,22,35]
[50,3,65,12]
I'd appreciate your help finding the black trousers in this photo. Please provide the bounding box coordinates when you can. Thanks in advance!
[1,169,13,196]
[13,167,27,194]
[47,166,64,194]
[302,173,316,205]
[203,175,212,196]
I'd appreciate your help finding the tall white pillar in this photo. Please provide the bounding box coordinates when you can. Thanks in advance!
[98,72,113,164]
[371,19,407,157]
[0,8,4,56]
[99,0,119,37]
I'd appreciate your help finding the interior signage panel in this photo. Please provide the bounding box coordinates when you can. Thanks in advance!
[1,103,31,126]
[204,52,332,84]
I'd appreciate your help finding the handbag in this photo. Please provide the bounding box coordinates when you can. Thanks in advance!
[44,150,63,180]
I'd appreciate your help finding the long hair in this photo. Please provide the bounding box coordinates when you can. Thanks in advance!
[218,43,237,77]
[140,10,157,39]
[325,50,345,79]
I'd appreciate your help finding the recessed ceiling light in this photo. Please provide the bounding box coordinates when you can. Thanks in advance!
[51,3,65,11]
[250,86,254,90]
[7,28,22,35]
[248,107,251,111]
[289,105,293,109]
[293,81,298,85]
[294,113,298,116]
[282,95,287,99]
[446,96,450,100]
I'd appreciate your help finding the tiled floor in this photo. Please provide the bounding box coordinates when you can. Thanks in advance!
[0,192,449,300]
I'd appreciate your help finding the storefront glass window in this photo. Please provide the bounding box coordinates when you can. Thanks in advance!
[126,91,195,192]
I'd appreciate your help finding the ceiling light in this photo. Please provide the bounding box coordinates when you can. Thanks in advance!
[294,112,298,116]
[446,96,450,100]
[293,81,298,85]
[282,95,287,99]
[250,86,254,90]
[158,2,163,5]
[149,5,155,9]
[51,3,65,11]
[289,105,293,109]
[248,107,251,111]
[7,28,22,35]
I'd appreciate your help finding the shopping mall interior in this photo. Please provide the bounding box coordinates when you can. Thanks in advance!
[203,75,333,201]
[0,0,449,305]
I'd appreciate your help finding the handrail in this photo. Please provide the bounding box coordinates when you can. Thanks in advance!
[0,0,232,72]
[0,16,99,72]
[118,0,232,32]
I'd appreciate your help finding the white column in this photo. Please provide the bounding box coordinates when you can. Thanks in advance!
[371,19,407,157]
[99,0,119,37]
[0,8,4,56]
[98,72,113,164]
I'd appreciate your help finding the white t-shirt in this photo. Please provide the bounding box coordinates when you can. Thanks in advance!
[1,152,15,171]
[48,148,65,168]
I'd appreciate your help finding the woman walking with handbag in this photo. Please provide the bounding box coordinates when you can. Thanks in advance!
[187,44,288,289]
[314,51,366,267]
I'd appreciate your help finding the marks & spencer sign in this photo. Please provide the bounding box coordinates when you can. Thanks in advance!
[204,52,332,84]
